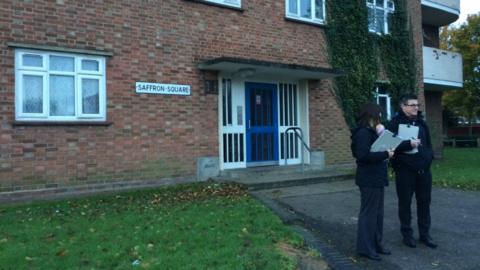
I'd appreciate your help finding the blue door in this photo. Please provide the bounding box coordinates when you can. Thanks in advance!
[245,82,278,166]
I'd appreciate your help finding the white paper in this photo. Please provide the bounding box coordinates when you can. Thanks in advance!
[370,130,403,152]
[398,124,419,154]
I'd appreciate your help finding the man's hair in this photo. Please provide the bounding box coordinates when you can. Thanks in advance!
[399,94,418,105]
[355,103,382,128]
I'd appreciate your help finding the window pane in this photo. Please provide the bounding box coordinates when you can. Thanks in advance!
[22,54,43,67]
[368,6,375,31]
[300,0,311,18]
[82,78,99,114]
[50,56,74,72]
[378,97,388,121]
[22,75,43,113]
[386,12,393,33]
[367,0,374,4]
[387,0,394,10]
[376,0,384,7]
[375,8,384,33]
[81,60,99,71]
[49,75,75,116]
[315,0,323,19]
[288,0,298,14]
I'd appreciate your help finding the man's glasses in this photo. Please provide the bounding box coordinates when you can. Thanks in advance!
[404,103,420,107]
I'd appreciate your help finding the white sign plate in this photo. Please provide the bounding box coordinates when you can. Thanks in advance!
[136,82,191,96]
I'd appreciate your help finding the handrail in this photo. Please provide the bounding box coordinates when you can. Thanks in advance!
[283,127,311,169]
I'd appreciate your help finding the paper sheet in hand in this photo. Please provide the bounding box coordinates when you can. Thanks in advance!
[370,130,403,152]
[398,124,419,154]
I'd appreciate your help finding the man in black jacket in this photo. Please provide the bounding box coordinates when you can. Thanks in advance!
[388,94,438,249]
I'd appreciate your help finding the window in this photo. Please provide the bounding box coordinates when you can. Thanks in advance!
[203,0,241,8]
[374,86,392,120]
[286,0,325,25]
[366,0,394,35]
[15,49,106,122]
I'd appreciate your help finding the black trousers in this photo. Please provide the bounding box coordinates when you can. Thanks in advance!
[357,186,384,256]
[395,168,432,238]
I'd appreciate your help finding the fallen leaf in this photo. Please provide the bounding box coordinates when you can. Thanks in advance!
[56,249,68,257]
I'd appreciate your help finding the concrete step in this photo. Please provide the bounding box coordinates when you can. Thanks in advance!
[218,165,354,190]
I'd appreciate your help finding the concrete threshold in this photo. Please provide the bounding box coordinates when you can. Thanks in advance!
[219,165,355,190]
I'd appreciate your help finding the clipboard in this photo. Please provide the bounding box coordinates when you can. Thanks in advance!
[398,124,419,154]
[370,130,403,152]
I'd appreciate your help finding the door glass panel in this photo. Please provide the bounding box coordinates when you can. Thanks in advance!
[247,84,277,163]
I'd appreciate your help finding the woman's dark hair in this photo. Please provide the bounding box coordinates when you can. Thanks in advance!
[355,103,382,128]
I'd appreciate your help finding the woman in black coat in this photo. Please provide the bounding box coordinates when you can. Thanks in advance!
[351,103,394,261]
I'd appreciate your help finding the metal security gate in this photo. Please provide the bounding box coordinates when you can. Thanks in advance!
[245,82,278,166]
[279,83,301,165]
[220,78,245,169]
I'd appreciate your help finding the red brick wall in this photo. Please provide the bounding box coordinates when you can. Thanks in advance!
[308,80,353,165]
[407,0,425,106]
[0,0,426,192]
[424,91,444,158]
[0,0,338,191]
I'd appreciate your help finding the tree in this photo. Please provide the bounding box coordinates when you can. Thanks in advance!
[440,13,480,136]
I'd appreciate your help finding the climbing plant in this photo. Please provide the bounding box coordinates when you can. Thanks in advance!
[325,0,417,128]
[377,0,418,108]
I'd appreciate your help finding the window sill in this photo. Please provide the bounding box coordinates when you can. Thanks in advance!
[369,31,391,37]
[285,17,328,28]
[12,121,113,127]
[184,0,244,11]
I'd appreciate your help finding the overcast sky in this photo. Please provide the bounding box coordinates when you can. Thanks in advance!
[452,1,480,26]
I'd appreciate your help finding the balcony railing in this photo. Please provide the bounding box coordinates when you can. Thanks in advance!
[423,46,463,90]
[421,0,460,26]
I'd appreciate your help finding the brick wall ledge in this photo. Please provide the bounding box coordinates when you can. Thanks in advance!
[0,176,197,205]
[184,0,244,11]
[7,42,114,57]
[12,121,113,127]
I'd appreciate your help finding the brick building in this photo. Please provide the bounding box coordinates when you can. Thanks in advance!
[0,0,461,197]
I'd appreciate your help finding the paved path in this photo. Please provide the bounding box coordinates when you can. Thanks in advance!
[253,180,480,270]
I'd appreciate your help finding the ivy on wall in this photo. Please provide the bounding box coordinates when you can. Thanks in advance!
[377,0,418,109]
[325,0,417,128]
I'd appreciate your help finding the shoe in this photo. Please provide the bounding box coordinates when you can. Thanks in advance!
[419,236,438,249]
[403,237,416,248]
[358,253,382,261]
[377,246,392,255]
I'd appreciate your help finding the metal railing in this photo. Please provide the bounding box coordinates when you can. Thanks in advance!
[283,127,311,170]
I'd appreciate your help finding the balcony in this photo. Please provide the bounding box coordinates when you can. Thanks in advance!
[423,46,463,90]
[422,0,460,26]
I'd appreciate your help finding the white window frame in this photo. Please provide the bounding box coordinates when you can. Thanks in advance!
[285,0,326,25]
[374,86,391,120]
[203,0,241,8]
[366,0,395,35]
[15,49,106,122]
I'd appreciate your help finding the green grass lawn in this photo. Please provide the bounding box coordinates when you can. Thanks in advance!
[0,183,305,270]
[431,147,480,191]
